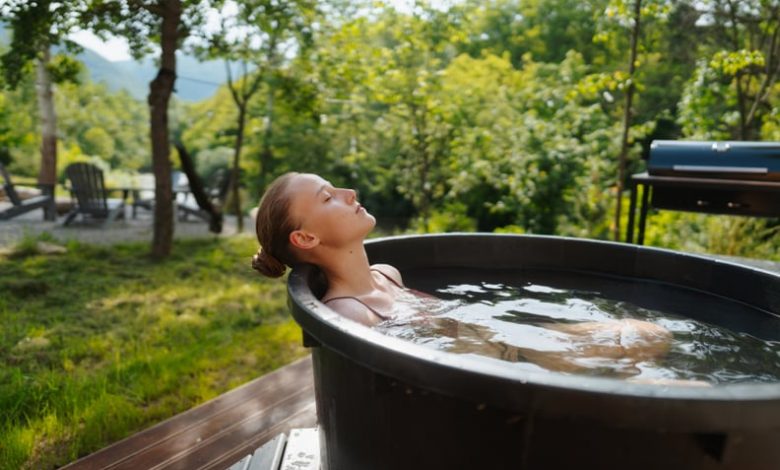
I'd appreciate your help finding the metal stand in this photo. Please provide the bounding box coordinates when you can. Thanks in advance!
[626,179,651,245]
[625,172,780,245]
[226,428,320,470]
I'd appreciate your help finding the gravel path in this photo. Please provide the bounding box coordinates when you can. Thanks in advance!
[2,204,778,274]
[0,204,252,247]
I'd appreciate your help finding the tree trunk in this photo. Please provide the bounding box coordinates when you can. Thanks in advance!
[176,141,222,233]
[231,104,246,232]
[35,46,57,220]
[614,0,642,242]
[261,83,276,189]
[418,142,431,232]
[148,0,181,259]
[725,0,748,140]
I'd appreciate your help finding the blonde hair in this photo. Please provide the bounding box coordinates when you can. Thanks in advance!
[252,172,300,278]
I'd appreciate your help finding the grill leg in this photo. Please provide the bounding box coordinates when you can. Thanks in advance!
[637,183,651,246]
[626,181,638,243]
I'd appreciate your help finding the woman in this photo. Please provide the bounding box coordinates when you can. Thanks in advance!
[252,173,705,385]
[252,172,406,326]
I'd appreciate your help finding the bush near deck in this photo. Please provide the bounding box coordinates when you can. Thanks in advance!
[0,235,307,470]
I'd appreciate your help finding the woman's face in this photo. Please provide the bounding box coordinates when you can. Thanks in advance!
[288,173,376,248]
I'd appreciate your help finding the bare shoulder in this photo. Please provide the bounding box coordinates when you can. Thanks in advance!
[370,263,404,287]
[322,297,380,327]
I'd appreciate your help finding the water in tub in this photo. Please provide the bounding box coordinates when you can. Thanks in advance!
[375,268,780,385]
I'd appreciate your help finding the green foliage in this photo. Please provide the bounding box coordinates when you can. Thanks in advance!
[0,75,149,177]
[46,52,84,84]
[0,235,307,469]
[56,81,149,170]
[459,0,610,66]
[410,202,477,233]
[642,211,780,260]
[0,1,85,88]
[710,49,765,76]
[0,89,37,168]
[677,60,734,140]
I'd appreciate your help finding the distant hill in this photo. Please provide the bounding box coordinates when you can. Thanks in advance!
[72,46,150,99]
[75,48,228,102]
[1,23,229,102]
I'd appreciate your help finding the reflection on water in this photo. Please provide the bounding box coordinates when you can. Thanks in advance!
[376,272,780,385]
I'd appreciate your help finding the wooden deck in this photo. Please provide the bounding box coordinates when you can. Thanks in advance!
[62,356,316,470]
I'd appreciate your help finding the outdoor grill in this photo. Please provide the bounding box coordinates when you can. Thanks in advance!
[626,140,780,244]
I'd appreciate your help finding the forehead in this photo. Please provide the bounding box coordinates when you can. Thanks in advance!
[287,173,329,195]
[287,174,330,220]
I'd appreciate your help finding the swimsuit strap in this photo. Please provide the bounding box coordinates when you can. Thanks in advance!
[370,267,403,288]
[321,268,401,321]
[322,296,391,320]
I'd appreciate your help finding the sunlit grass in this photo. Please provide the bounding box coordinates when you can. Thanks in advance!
[0,235,307,470]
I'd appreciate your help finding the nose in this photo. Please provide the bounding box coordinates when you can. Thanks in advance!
[344,188,357,204]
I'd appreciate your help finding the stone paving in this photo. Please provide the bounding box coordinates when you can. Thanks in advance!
[0,203,253,247]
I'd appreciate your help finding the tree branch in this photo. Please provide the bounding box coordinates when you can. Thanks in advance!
[724,0,748,138]
[239,60,249,100]
[246,69,265,100]
[225,59,242,106]
[744,9,780,129]
[745,56,780,128]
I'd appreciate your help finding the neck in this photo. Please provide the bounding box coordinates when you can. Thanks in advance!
[317,241,377,295]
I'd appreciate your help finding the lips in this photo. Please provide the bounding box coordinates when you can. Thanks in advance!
[356,203,362,213]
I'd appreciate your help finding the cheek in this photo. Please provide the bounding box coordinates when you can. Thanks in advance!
[309,205,346,233]
[319,206,367,241]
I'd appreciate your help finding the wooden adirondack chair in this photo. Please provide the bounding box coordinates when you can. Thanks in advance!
[63,162,125,226]
[0,162,56,221]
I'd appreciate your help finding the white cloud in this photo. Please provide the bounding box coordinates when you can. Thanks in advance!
[69,30,132,62]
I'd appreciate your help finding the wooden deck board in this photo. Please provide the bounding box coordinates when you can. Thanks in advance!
[197,402,318,470]
[62,356,316,470]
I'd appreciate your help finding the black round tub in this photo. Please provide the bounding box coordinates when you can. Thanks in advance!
[287,234,780,470]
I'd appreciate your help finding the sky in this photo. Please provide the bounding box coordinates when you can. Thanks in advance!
[69,30,134,61]
[67,0,456,62]
[68,1,239,62]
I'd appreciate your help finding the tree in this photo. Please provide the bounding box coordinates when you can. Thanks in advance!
[55,80,150,170]
[368,5,461,230]
[594,0,671,240]
[1,0,84,219]
[699,0,780,140]
[613,0,642,242]
[199,0,316,233]
[458,0,610,67]
[86,0,215,258]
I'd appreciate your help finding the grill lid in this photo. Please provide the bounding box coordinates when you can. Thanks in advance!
[648,140,780,181]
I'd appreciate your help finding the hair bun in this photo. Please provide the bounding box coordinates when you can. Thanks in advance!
[252,248,287,278]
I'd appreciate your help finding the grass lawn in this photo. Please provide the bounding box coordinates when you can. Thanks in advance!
[0,235,308,470]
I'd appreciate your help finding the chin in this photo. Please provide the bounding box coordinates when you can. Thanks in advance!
[366,214,377,229]
[361,213,377,235]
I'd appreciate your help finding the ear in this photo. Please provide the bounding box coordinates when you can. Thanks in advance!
[289,229,320,250]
